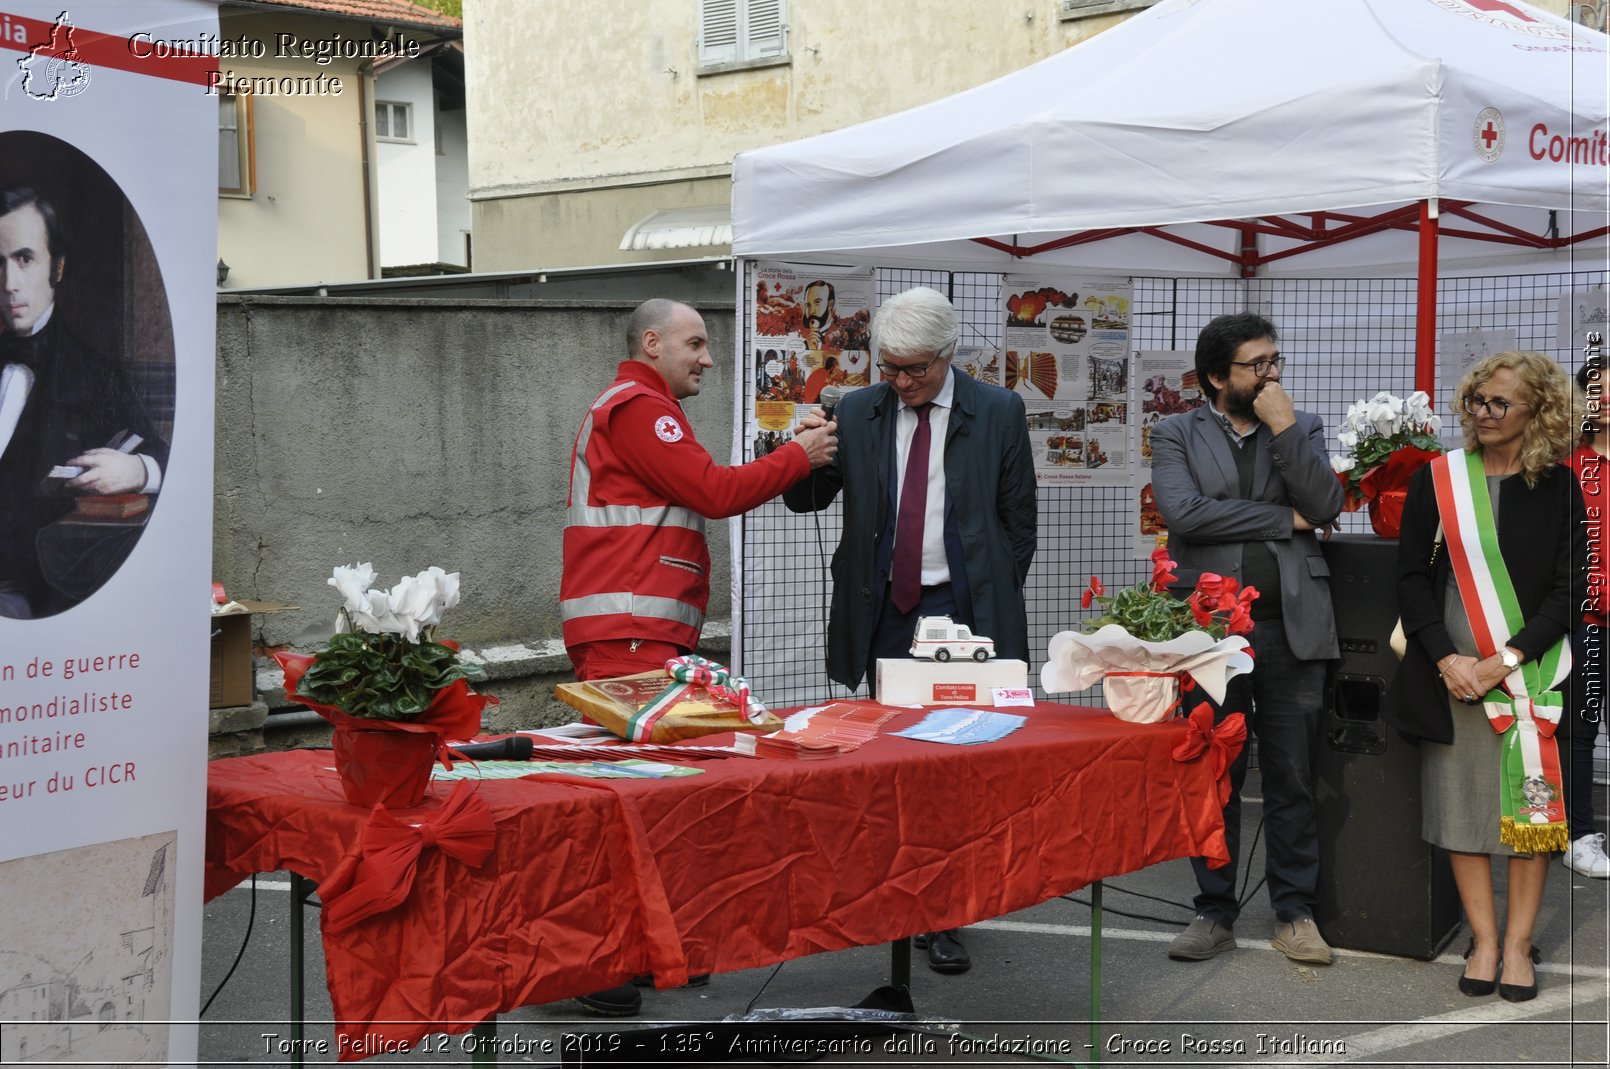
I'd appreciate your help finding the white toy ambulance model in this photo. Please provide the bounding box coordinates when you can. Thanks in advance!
[909,616,995,663]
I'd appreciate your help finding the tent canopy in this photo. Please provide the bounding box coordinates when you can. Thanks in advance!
[732,0,1608,275]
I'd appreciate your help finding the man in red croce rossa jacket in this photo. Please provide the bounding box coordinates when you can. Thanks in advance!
[563,299,836,683]
[560,300,836,1016]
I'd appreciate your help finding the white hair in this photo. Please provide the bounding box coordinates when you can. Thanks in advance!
[871,287,958,360]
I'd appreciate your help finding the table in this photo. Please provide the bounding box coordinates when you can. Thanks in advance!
[205,704,1233,1060]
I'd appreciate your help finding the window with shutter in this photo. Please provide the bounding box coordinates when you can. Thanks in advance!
[219,93,253,197]
[699,0,787,70]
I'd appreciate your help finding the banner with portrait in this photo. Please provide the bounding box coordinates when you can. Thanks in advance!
[0,3,217,1064]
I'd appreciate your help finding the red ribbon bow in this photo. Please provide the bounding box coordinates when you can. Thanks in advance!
[318,780,495,931]
[1171,704,1247,807]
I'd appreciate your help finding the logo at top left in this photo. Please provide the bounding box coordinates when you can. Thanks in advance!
[17,12,92,101]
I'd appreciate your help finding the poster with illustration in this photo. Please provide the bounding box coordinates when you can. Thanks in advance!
[1438,328,1517,446]
[954,346,1001,386]
[1003,276,1133,485]
[1134,351,1204,553]
[1557,289,1607,350]
[750,263,873,453]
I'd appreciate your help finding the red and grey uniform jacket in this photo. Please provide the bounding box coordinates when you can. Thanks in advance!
[561,361,809,651]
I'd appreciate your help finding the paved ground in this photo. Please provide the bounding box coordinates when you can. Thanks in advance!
[198,771,1610,1068]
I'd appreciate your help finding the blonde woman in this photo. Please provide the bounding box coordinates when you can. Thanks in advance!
[1388,352,1586,1002]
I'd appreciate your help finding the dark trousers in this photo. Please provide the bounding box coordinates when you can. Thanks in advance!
[867,583,961,698]
[1560,622,1605,838]
[1190,617,1327,924]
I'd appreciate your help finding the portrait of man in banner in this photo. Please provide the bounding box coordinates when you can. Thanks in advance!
[0,132,175,619]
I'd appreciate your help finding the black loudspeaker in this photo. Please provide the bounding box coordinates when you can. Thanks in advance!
[1313,534,1460,960]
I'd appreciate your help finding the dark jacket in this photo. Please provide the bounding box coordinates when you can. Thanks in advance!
[1149,405,1345,662]
[783,369,1037,689]
[1387,459,1586,743]
[0,319,168,612]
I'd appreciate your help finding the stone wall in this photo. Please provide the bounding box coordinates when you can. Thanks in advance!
[212,295,741,750]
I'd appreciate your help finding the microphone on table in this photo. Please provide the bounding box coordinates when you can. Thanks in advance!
[446,736,534,761]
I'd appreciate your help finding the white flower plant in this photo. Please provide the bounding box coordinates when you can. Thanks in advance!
[295,564,482,720]
[1330,390,1443,504]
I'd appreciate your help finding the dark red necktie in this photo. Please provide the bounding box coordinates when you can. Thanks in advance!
[891,403,932,614]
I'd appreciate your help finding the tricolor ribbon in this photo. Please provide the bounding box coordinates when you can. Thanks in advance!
[317,780,495,931]
[620,656,770,742]
[1431,450,1571,853]
[1171,704,1247,807]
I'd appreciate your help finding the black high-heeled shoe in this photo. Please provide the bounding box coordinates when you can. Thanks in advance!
[1458,938,1498,997]
[1499,945,1542,1003]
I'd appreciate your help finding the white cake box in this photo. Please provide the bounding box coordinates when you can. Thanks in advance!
[875,658,1029,705]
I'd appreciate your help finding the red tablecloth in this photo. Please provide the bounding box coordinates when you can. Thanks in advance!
[205,704,1231,1058]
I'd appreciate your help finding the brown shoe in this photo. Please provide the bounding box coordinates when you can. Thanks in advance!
[1271,918,1334,966]
[1167,914,1236,961]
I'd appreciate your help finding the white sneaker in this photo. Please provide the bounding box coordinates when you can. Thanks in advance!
[1564,832,1610,878]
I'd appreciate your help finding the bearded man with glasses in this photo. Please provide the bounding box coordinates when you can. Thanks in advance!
[1150,312,1345,968]
[785,286,1037,976]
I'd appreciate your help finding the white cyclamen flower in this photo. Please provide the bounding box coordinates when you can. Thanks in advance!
[1367,400,1400,438]
[387,577,433,643]
[1331,454,1356,473]
[328,563,378,616]
[349,589,396,635]
[418,565,461,625]
[1337,429,1359,451]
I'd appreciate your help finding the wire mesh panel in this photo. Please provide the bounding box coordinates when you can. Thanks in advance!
[737,264,1606,710]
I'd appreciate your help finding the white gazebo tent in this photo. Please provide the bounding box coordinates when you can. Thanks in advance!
[726,0,1606,706]
[733,0,1608,388]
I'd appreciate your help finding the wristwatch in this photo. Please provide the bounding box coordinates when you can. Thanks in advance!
[1498,648,1521,670]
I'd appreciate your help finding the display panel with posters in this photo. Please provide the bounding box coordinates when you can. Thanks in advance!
[1134,351,1204,555]
[0,4,215,1064]
[1002,276,1134,487]
[750,263,872,454]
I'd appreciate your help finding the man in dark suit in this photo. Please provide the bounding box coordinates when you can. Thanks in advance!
[786,286,1037,974]
[1150,312,1343,966]
[0,185,168,618]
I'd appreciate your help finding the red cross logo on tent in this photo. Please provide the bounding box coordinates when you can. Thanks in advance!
[1463,0,1536,22]
[1472,107,1506,163]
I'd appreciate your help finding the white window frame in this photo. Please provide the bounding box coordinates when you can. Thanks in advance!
[375,100,414,144]
[698,0,788,73]
[219,92,253,198]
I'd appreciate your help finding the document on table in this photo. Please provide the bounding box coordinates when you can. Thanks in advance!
[892,708,1027,745]
[432,759,706,781]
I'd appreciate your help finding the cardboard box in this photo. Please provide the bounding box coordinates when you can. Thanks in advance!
[210,600,293,709]
[874,658,1029,706]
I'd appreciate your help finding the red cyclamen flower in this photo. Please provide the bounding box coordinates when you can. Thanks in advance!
[1150,543,1179,590]
[1081,575,1105,609]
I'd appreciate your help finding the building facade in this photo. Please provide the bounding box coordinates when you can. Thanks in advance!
[465,0,1588,272]
[216,0,461,290]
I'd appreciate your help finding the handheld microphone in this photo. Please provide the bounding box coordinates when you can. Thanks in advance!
[447,736,535,761]
[817,384,851,421]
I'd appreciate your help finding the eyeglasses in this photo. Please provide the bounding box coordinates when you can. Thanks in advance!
[1462,393,1528,419]
[875,353,945,379]
[1228,355,1286,378]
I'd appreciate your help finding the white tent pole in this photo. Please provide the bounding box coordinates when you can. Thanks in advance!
[1415,199,1440,397]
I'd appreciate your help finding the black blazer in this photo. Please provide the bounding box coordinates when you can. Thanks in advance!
[1387,460,1587,743]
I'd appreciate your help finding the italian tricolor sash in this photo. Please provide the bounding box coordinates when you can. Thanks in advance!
[1431,450,1571,853]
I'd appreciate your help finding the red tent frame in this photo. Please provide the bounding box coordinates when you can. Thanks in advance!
[972,200,1610,395]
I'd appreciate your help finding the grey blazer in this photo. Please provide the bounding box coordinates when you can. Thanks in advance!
[1149,405,1345,662]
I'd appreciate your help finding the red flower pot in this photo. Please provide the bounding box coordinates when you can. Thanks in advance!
[1367,488,1408,539]
[330,727,438,808]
